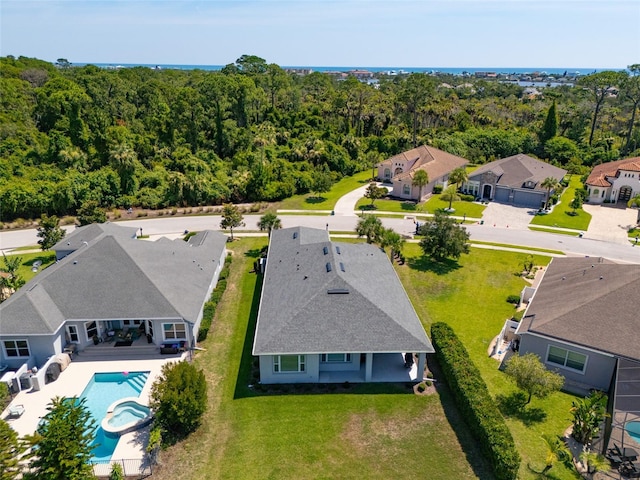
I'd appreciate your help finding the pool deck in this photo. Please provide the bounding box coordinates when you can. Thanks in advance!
[1,355,186,461]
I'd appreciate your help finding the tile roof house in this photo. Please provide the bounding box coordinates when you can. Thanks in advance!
[0,223,227,391]
[513,256,640,395]
[252,227,433,384]
[585,157,640,204]
[464,154,567,209]
[377,145,468,201]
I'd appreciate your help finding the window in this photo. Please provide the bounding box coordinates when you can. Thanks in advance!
[163,323,187,340]
[403,184,410,195]
[3,340,30,357]
[384,168,391,179]
[123,320,142,326]
[547,345,587,372]
[321,353,352,363]
[85,321,98,339]
[273,355,305,373]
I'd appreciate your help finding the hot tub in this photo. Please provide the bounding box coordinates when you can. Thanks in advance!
[101,397,153,435]
[627,421,640,445]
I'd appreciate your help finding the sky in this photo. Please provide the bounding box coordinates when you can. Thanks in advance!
[1,0,639,69]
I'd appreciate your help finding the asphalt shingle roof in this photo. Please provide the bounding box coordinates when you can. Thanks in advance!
[469,154,567,192]
[252,227,433,355]
[0,224,227,335]
[518,257,640,361]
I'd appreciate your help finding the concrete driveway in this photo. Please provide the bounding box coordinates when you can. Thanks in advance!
[583,204,638,245]
[480,202,535,229]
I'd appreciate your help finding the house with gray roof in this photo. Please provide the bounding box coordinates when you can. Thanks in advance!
[464,154,567,208]
[252,227,433,384]
[513,256,640,394]
[377,145,468,201]
[0,223,227,390]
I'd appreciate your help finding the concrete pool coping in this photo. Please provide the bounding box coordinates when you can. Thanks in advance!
[1,355,185,462]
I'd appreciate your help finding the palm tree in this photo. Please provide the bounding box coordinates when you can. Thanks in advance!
[541,434,571,474]
[441,185,461,211]
[542,176,561,210]
[355,215,383,244]
[628,194,640,209]
[579,450,610,476]
[448,167,468,191]
[257,212,282,237]
[412,170,429,202]
[380,228,405,261]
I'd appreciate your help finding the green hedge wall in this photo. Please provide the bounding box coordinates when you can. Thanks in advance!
[197,254,232,342]
[431,322,520,480]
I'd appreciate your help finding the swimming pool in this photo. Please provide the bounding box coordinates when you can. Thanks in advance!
[79,371,150,462]
[627,421,640,445]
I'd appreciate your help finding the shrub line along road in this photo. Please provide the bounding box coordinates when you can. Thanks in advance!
[2,213,640,264]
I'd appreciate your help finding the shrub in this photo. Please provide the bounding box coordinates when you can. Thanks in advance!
[109,462,124,480]
[150,362,207,445]
[431,323,520,480]
[197,255,232,342]
[506,294,520,304]
[432,185,443,194]
[460,194,475,202]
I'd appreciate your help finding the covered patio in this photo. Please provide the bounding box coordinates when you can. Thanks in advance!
[318,353,426,383]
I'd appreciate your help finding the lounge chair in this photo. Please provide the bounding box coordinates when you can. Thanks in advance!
[8,404,25,418]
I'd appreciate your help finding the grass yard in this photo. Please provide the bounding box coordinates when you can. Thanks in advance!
[153,238,492,480]
[154,239,580,480]
[2,250,56,283]
[528,226,582,237]
[395,245,579,480]
[530,177,591,231]
[355,196,486,218]
[277,171,372,211]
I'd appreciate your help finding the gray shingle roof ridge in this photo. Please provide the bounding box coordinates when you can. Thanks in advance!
[25,284,66,334]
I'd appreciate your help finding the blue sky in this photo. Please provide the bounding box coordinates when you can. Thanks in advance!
[1,0,638,68]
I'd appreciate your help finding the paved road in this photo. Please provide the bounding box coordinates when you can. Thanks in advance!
[2,214,640,264]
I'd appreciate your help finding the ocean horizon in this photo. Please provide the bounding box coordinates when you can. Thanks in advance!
[77,62,608,76]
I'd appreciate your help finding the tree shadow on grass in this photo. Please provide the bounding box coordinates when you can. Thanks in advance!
[496,392,547,426]
[305,196,327,204]
[525,462,567,480]
[401,202,417,211]
[244,248,265,258]
[407,256,461,275]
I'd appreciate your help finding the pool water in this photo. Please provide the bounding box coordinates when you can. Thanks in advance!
[79,371,150,462]
[108,401,151,427]
[627,421,640,445]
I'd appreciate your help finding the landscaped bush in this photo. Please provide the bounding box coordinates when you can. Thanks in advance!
[197,254,232,342]
[506,294,520,305]
[460,194,475,202]
[431,322,520,480]
[432,185,443,194]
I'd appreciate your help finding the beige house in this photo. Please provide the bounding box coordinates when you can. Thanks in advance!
[585,157,640,204]
[377,145,468,201]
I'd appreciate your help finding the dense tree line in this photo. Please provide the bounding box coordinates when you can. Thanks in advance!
[1,55,638,221]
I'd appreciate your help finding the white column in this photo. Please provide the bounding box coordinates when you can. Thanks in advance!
[365,353,373,382]
[416,353,426,381]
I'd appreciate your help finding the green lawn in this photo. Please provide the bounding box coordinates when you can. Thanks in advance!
[528,226,582,237]
[530,177,591,231]
[355,196,486,218]
[2,250,56,283]
[277,171,372,211]
[154,239,579,480]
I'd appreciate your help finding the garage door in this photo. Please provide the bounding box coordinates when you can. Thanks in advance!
[494,187,510,203]
[513,190,544,208]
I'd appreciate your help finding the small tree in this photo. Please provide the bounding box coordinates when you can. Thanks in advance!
[380,227,405,261]
[570,391,609,445]
[504,353,564,405]
[0,254,25,302]
[541,434,572,474]
[579,450,610,475]
[257,212,282,237]
[311,170,333,198]
[0,419,24,480]
[149,361,207,445]
[220,203,245,241]
[365,150,382,181]
[363,182,387,206]
[24,396,96,480]
[448,167,468,191]
[355,215,383,244]
[569,195,583,215]
[627,194,640,209]
[418,212,470,261]
[108,462,124,480]
[522,254,535,275]
[412,170,429,202]
[542,177,560,210]
[77,199,107,226]
[37,214,66,251]
[441,185,461,211]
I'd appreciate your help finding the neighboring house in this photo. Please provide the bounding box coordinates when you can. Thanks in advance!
[585,156,640,204]
[377,145,468,201]
[513,256,640,395]
[0,223,227,389]
[463,154,567,209]
[252,227,433,384]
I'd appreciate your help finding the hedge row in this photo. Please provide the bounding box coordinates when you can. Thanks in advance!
[197,254,232,342]
[431,322,520,480]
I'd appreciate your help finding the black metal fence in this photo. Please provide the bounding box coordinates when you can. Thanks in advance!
[91,457,153,479]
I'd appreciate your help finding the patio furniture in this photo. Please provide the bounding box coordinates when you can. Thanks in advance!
[614,444,639,462]
[8,404,25,418]
[619,460,640,478]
